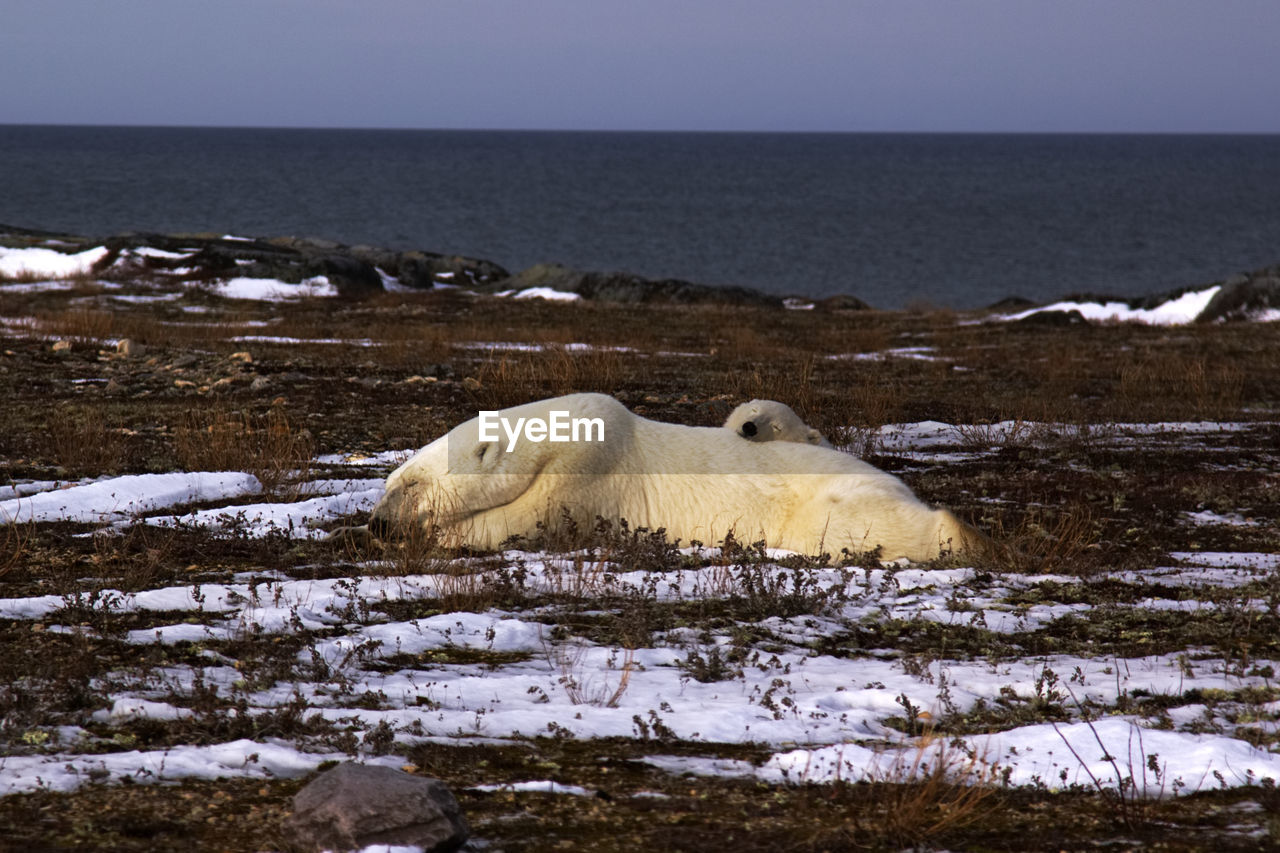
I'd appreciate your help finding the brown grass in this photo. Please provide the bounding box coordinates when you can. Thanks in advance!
[464,344,624,409]
[552,643,637,708]
[979,501,1101,576]
[46,405,128,475]
[173,402,314,497]
[1118,353,1245,419]
[790,734,1000,850]
[0,518,31,578]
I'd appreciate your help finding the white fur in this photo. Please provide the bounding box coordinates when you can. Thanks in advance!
[372,393,982,561]
[724,399,832,447]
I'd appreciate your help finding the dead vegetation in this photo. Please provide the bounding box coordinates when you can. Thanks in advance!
[2,280,1280,851]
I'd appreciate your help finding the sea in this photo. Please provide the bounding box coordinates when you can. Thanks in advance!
[2,125,1279,309]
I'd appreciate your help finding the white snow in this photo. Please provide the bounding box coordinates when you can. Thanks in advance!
[510,287,581,302]
[230,335,380,347]
[0,739,402,795]
[206,276,338,300]
[128,247,192,260]
[0,472,262,525]
[147,485,384,539]
[314,449,416,468]
[828,347,945,362]
[998,286,1222,325]
[0,245,109,279]
[472,780,593,796]
[1,423,1278,803]
[694,717,1280,792]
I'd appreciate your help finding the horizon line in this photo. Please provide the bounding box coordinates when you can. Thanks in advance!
[4,121,1280,137]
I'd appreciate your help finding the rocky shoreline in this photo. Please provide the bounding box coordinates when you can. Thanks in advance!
[2,222,1277,321]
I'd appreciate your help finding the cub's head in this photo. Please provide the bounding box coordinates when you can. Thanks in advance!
[724,399,827,446]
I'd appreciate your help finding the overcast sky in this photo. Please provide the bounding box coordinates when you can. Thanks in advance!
[4,0,1279,133]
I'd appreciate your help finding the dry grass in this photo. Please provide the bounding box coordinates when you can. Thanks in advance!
[977,502,1101,576]
[3,273,1280,851]
[47,404,128,475]
[1118,353,1246,419]
[865,735,1001,848]
[0,518,31,578]
[464,344,624,409]
[787,733,1001,850]
[173,403,314,497]
[551,643,637,708]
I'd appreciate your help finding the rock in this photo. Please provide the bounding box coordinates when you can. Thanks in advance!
[116,338,143,358]
[376,249,511,290]
[51,340,72,354]
[987,295,1036,312]
[1197,271,1280,322]
[815,294,872,311]
[462,376,482,392]
[229,351,253,364]
[249,375,273,393]
[283,762,469,853]
[211,376,251,393]
[1015,309,1088,327]
[425,363,454,379]
[495,262,785,308]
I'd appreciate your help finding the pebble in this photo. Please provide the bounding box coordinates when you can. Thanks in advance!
[116,339,144,358]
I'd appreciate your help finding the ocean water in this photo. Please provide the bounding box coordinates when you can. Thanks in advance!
[2,125,1279,309]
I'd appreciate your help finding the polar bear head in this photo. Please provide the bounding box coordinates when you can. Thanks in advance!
[724,399,831,447]
[369,393,633,539]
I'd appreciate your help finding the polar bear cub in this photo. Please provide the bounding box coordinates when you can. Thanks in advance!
[370,393,986,562]
[725,399,832,448]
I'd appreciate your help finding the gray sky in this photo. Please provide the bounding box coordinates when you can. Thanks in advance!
[4,0,1279,132]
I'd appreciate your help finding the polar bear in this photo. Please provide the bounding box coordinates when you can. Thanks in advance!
[724,399,832,448]
[370,393,986,562]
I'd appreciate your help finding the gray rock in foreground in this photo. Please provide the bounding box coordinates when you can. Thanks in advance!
[284,762,469,853]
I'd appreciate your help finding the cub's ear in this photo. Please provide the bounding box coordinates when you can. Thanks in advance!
[805,428,823,445]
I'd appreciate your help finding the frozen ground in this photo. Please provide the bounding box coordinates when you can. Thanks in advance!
[3,419,1278,801]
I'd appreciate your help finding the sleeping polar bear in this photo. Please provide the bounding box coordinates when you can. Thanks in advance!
[370,393,986,562]
[724,399,832,447]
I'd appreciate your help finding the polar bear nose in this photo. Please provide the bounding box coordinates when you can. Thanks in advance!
[741,421,758,437]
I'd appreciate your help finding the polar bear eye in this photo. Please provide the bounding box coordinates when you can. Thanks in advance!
[741,421,758,437]
[475,443,490,460]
